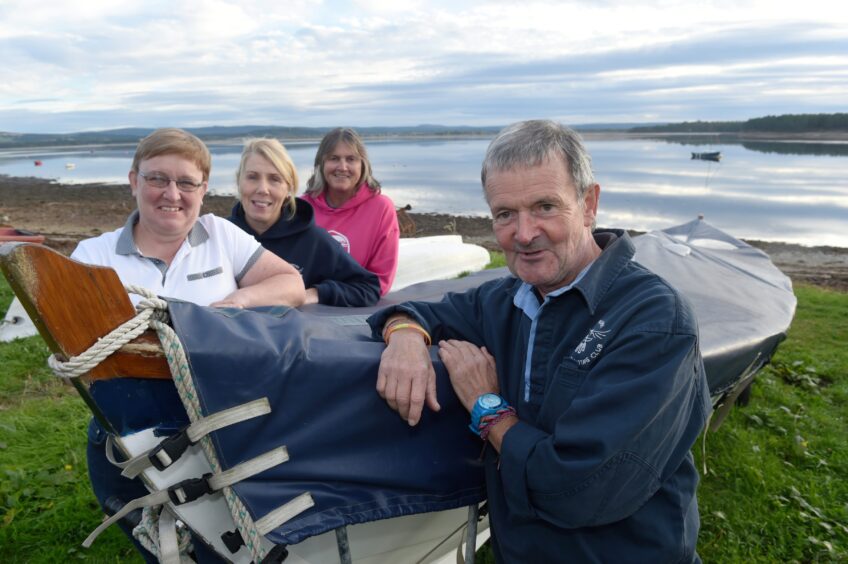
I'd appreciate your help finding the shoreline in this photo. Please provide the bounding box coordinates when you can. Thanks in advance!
[3,130,848,155]
[1,174,847,292]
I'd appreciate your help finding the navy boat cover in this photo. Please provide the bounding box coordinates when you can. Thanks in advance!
[89,219,795,546]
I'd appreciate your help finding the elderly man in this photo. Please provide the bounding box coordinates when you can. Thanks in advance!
[368,120,711,562]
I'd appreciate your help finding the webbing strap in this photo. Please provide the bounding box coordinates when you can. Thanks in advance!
[84,446,289,548]
[209,446,288,491]
[158,508,182,564]
[221,492,315,554]
[255,492,316,535]
[118,398,272,478]
[85,489,172,548]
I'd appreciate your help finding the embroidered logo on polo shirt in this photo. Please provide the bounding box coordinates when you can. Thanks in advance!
[186,266,223,281]
[328,230,351,253]
[571,320,610,367]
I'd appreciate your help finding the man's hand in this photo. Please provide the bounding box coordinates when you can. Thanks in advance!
[377,330,440,426]
[437,340,498,412]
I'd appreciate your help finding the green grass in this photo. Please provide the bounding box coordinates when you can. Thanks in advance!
[693,285,848,562]
[0,279,142,562]
[1,262,846,562]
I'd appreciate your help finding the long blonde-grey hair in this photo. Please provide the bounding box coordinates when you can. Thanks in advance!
[305,127,381,197]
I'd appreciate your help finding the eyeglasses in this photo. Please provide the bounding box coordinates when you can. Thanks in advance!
[138,172,204,193]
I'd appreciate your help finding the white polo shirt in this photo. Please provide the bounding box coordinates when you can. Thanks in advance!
[71,211,264,306]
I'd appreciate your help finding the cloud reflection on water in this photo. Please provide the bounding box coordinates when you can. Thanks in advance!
[1,137,846,247]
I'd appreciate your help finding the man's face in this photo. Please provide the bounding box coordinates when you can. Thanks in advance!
[486,155,599,296]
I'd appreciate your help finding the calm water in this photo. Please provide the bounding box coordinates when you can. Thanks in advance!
[2,137,846,247]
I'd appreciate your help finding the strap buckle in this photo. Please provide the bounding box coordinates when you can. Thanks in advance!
[167,473,213,505]
[149,427,193,471]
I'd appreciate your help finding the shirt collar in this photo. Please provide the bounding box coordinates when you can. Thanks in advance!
[513,259,595,319]
[115,209,209,256]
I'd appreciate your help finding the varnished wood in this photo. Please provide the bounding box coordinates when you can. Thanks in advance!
[0,242,170,381]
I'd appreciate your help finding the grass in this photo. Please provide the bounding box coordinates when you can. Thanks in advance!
[0,278,142,562]
[1,257,846,562]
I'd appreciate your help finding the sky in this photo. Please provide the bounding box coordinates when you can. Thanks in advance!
[1,0,847,134]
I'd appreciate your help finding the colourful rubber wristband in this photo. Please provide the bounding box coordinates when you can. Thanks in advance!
[480,407,517,442]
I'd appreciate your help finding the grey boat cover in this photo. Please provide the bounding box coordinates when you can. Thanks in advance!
[90,218,795,547]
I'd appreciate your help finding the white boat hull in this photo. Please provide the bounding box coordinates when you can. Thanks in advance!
[121,429,490,563]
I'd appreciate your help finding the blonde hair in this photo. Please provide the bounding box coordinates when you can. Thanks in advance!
[305,127,381,197]
[236,138,299,219]
[131,128,211,181]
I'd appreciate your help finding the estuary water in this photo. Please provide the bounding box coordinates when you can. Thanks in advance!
[2,136,847,247]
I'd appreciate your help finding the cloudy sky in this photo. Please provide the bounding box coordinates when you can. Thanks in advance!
[1,0,846,133]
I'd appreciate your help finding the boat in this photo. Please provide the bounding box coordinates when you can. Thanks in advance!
[691,151,722,161]
[65,163,76,170]
[0,226,46,245]
[393,235,490,291]
[34,160,43,166]
[0,228,45,343]
[0,218,796,562]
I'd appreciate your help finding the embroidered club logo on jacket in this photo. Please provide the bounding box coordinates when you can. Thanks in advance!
[571,320,610,367]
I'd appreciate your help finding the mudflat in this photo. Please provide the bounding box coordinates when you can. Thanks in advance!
[2,175,846,292]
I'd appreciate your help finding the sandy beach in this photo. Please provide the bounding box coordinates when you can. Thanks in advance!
[2,174,847,292]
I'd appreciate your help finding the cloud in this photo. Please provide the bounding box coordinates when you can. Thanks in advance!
[0,0,846,132]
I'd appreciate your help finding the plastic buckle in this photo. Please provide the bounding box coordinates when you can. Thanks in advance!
[167,473,213,505]
[260,544,290,563]
[221,529,244,554]
[149,428,193,471]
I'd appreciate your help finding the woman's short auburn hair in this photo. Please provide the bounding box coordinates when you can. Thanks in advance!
[131,128,212,181]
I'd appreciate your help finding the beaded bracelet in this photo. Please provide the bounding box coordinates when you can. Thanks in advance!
[479,407,517,442]
[384,322,432,347]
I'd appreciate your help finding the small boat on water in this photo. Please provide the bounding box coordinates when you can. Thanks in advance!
[691,151,722,162]
[0,226,45,244]
[33,160,43,166]
[65,163,76,170]
[0,218,796,562]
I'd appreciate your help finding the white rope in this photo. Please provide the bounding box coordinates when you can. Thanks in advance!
[47,285,169,380]
[134,506,195,564]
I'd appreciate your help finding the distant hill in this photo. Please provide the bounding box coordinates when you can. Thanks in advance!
[629,113,848,134]
[0,125,509,149]
[1,122,662,150]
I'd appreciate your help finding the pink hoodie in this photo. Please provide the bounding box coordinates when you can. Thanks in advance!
[302,185,399,295]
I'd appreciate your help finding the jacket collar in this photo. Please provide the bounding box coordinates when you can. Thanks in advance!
[504,229,633,316]
[573,229,633,315]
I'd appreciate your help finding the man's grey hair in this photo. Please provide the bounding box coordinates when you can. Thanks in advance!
[481,120,596,201]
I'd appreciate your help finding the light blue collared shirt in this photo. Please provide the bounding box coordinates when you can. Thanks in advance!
[513,262,595,402]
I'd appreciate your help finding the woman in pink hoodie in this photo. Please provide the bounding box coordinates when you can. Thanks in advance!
[302,128,399,295]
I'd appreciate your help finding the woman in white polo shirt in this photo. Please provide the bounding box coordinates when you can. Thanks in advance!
[70,128,305,562]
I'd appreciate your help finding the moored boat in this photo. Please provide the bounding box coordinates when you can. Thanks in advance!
[0,226,45,244]
[691,151,722,161]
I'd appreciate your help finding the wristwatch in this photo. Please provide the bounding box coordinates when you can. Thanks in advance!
[469,393,509,436]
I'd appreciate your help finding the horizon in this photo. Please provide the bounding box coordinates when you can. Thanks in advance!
[1,1,847,134]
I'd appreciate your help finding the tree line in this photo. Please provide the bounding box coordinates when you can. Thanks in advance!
[630,113,848,134]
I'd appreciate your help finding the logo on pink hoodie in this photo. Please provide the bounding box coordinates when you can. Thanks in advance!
[328,230,351,253]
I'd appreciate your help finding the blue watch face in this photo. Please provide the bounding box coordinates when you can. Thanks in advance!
[479,393,503,409]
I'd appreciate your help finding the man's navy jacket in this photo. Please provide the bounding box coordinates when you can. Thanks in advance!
[368,230,712,563]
